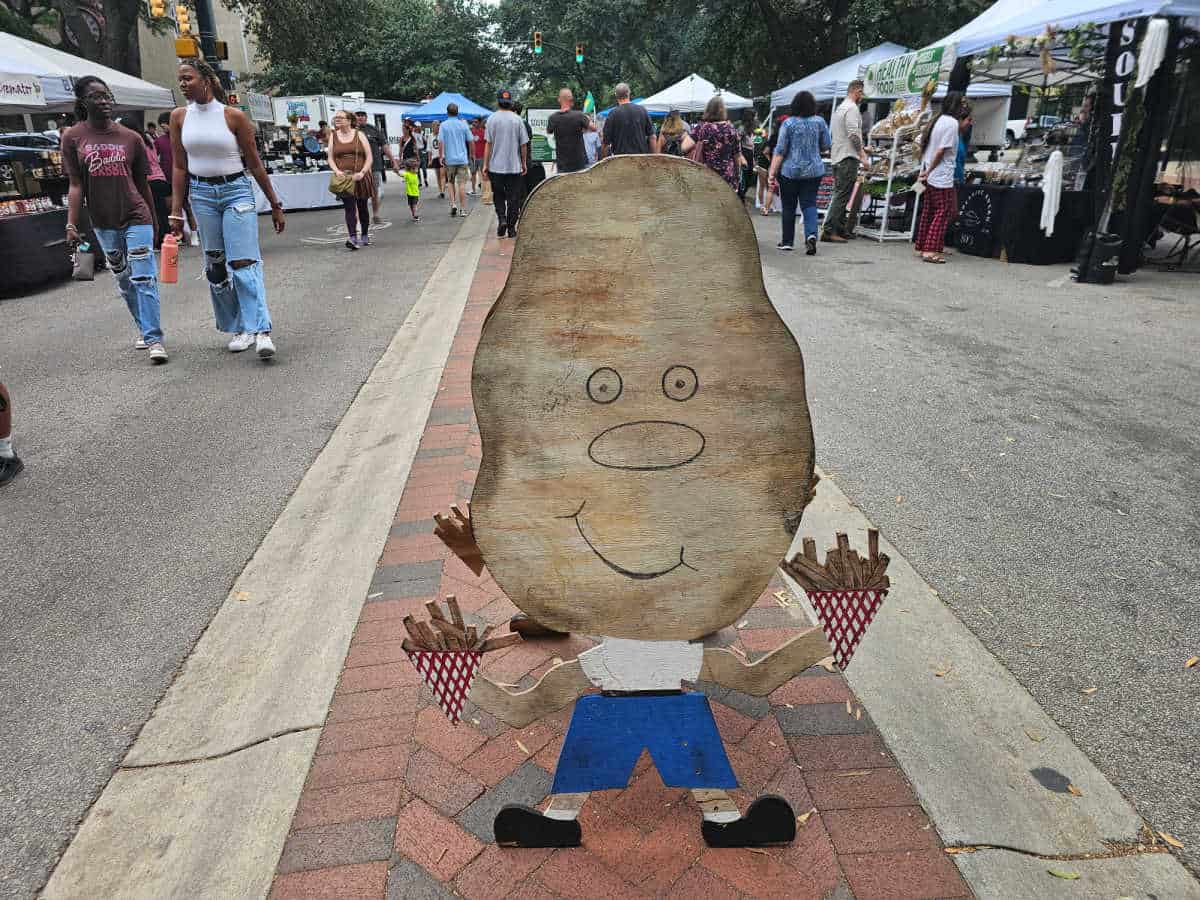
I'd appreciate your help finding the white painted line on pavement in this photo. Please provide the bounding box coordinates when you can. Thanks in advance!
[42,210,491,900]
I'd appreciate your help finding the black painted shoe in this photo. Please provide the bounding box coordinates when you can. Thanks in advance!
[509,613,568,639]
[494,804,582,848]
[497,221,507,238]
[701,794,795,847]
[0,454,23,487]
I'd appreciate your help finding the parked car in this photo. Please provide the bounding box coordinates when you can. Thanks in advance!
[0,132,60,182]
[1004,115,1062,149]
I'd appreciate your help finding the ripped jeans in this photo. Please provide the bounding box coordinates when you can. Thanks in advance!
[189,175,272,334]
[92,223,162,345]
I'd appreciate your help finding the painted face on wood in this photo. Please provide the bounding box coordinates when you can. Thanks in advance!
[471,156,815,640]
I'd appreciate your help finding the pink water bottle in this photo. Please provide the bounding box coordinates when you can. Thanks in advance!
[159,233,179,284]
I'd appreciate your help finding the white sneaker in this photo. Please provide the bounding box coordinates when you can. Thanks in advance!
[148,343,169,364]
[134,334,148,349]
[228,332,254,352]
[255,333,276,359]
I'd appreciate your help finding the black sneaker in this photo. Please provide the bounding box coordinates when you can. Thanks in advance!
[507,224,517,239]
[497,222,506,238]
[778,243,794,252]
[451,207,458,217]
[345,240,358,251]
[806,236,818,255]
[0,454,23,487]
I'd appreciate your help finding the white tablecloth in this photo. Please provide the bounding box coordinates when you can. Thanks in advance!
[251,171,341,213]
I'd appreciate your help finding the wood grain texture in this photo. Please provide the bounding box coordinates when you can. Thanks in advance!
[699,627,832,696]
[468,658,592,728]
[471,155,816,640]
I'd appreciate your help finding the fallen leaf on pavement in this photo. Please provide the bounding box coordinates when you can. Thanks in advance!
[846,700,853,715]
[896,495,904,504]
[1025,642,1045,649]
[818,656,838,673]
[832,771,872,778]
[747,848,769,856]
[934,664,953,677]
[551,657,563,667]
[367,592,382,599]
[1081,687,1098,695]
[797,807,816,825]
[737,620,748,629]
[516,739,529,754]
[1005,436,1016,443]
[1067,784,1082,797]
[855,707,862,720]
[944,846,977,854]
[1185,657,1198,669]
[1024,728,1045,743]
[234,591,250,601]
[1047,869,1080,880]
[1159,832,1184,849]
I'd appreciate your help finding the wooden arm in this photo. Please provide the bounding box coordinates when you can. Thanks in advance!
[699,627,832,697]
[469,658,591,728]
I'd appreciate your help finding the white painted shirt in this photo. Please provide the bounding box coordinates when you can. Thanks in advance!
[578,638,703,692]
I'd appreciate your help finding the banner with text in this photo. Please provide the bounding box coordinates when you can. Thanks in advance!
[0,73,45,107]
[863,46,951,97]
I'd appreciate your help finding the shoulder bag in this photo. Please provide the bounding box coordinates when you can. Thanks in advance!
[328,134,363,197]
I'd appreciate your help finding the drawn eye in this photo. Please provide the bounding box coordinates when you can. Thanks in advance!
[662,365,698,401]
[586,367,622,404]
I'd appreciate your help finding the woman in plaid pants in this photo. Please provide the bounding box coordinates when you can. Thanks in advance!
[914,92,968,264]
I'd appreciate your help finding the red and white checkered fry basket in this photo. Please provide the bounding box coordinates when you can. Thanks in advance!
[405,649,483,725]
[805,588,888,670]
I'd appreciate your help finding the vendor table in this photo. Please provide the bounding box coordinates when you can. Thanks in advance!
[251,171,341,213]
[955,184,1091,265]
[0,206,73,295]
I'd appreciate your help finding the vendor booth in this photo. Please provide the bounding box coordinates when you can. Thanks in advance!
[638,74,753,114]
[1,32,174,294]
[404,92,491,123]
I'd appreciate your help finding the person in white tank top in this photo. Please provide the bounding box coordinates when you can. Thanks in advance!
[169,58,285,360]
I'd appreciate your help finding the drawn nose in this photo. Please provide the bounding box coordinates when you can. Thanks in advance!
[587,420,705,471]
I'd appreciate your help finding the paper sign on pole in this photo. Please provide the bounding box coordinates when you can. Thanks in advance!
[246,92,274,123]
[0,73,45,107]
[527,107,555,163]
[863,46,954,97]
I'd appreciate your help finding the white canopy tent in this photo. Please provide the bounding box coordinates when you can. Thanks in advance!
[771,42,909,108]
[0,31,175,116]
[638,74,752,114]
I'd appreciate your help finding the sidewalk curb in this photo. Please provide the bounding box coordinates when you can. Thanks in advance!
[41,211,490,900]
[782,468,1199,896]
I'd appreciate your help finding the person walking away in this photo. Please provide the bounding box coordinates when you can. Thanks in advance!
[0,381,22,486]
[470,118,486,194]
[738,115,756,200]
[583,117,601,166]
[823,79,869,243]
[686,96,742,191]
[63,76,168,364]
[170,58,285,360]
[513,101,545,199]
[657,109,687,156]
[355,110,397,213]
[412,123,429,186]
[430,121,445,197]
[547,88,589,174]
[154,110,199,247]
[401,121,419,164]
[126,123,172,249]
[483,88,528,238]
[403,157,422,221]
[328,110,375,248]
[601,83,655,157]
[439,102,472,216]
[914,91,967,264]
[768,91,830,254]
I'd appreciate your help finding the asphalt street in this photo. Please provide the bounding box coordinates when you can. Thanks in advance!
[0,184,470,898]
[756,215,1199,873]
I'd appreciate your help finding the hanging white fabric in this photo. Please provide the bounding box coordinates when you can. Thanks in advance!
[1135,18,1170,89]
[1040,150,1064,236]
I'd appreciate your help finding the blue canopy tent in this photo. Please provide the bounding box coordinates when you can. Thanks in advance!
[404,91,492,123]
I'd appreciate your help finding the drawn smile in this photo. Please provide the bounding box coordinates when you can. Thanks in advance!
[557,501,698,581]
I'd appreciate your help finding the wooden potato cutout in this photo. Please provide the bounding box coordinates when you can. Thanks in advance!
[471,155,816,640]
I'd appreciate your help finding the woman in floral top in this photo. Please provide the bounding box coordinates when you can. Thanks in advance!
[686,96,742,190]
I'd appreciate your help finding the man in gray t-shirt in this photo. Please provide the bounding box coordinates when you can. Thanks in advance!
[484,88,530,238]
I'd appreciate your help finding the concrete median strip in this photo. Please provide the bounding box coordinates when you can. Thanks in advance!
[783,469,1199,898]
[42,211,490,900]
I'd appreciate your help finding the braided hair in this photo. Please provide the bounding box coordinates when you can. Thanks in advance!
[180,57,227,103]
[73,75,109,122]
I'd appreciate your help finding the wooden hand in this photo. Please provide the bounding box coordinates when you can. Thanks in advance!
[433,503,485,576]
[470,659,591,729]
[699,627,832,697]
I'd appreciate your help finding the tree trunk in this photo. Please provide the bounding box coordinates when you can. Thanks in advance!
[101,0,142,77]
[826,0,850,66]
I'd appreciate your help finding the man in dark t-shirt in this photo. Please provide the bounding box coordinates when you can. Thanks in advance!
[356,111,397,205]
[602,83,656,157]
[547,88,590,174]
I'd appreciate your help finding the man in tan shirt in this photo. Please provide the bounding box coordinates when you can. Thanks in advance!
[822,79,870,242]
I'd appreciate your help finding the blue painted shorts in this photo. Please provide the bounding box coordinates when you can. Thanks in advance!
[550,692,737,793]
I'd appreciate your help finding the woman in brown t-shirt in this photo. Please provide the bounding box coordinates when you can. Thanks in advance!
[326,110,375,249]
[63,75,168,363]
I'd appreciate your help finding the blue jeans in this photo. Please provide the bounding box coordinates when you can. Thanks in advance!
[189,175,272,334]
[779,174,821,247]
[92,223,162,345]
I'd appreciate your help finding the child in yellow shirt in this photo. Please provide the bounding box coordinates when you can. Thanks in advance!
[404,158,421,221]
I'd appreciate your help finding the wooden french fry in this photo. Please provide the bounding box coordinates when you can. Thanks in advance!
[868,529,880,564]
[414,619,439,649]
[403,615,424,646]
[425,600,448,622]
[479,632,522,653]
[803,537,818,561]
[446,595,465,630]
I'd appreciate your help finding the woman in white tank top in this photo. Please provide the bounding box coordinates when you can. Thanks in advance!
[168,59,285,360]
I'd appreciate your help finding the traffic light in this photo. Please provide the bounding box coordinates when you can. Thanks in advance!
[175,3,190,32]
[213,39,229,60]
[174,36,199,57]
[575,43,584,64]
[150,0,166,17]
[533,31,543,54]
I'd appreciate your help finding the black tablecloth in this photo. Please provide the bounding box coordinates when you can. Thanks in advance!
[954,184,1091,265]
[0,207,74,295]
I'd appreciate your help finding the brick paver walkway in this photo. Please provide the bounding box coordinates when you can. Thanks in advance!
[268,226,972,900]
